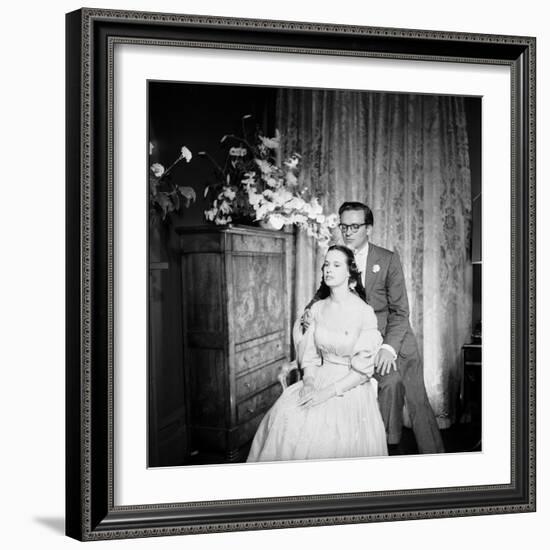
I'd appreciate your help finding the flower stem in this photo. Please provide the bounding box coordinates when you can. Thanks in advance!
[198,152,226,179]
[163,154,183,177]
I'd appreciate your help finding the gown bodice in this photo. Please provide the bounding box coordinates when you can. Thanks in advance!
[301,298,383,374]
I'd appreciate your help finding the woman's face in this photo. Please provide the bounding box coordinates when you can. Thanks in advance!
[323,249,350,288]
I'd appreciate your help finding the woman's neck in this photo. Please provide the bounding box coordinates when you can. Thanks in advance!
[329,285,352,304]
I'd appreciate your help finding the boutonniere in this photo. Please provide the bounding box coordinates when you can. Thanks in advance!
[372,264,380,273]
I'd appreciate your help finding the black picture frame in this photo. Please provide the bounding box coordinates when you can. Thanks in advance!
[66,8,536,541]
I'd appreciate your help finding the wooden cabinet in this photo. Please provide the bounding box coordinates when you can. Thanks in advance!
[177,225,293,461]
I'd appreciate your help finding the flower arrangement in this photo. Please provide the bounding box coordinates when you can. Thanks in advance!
[149,144,196,223]
[200,115,337,246]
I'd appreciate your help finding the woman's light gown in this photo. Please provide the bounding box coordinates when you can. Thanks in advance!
[247,299,388,462]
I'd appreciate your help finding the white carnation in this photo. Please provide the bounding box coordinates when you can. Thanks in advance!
[180,146,192,162]
[150,163,165,178]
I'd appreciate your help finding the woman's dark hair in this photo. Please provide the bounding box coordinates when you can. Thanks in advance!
[306,245,367,309]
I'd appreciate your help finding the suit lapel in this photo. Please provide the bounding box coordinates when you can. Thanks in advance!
[364,243,380,300]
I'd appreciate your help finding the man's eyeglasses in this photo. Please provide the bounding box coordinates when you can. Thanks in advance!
[338,223,367,234]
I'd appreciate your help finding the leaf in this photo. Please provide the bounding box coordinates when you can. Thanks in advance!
[156,193,171,219]
[149,177,158,197]
[179,186,197,207]
[173,192,180,212]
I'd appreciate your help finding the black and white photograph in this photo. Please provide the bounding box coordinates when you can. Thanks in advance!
[147,81,482,468]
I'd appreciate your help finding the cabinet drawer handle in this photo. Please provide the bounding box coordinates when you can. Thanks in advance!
[246,407,255,415]
[244,382,252,389]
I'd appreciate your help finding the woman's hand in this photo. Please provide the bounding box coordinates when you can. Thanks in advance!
[298,385,336,409]
[300,307,313,332]
[299,377,315,400]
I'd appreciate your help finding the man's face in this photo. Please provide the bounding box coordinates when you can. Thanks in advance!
[339,209,372,250]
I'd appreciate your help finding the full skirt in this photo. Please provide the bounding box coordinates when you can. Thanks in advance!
[247,366,388,462]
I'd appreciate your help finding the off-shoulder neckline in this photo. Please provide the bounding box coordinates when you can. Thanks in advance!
[314,295,371,316]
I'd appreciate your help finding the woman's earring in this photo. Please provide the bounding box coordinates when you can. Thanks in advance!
[349,280,357,291]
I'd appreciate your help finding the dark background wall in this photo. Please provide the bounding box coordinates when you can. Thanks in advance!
[464,96,482,331]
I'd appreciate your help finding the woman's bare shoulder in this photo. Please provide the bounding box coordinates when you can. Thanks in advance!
[310,298,328,316]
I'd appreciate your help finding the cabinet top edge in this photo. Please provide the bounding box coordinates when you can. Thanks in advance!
[176,225,294,239]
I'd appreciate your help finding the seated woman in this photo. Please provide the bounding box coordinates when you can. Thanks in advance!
[247,245,388,462]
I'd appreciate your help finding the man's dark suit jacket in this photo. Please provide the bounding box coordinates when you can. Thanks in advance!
[362,243,416,359]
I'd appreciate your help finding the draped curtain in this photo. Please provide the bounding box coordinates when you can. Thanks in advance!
[277,90,473,426]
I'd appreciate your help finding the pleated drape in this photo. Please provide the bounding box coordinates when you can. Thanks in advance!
[277,89,473,425]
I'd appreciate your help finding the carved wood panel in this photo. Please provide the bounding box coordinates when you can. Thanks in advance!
[231,254,285,343]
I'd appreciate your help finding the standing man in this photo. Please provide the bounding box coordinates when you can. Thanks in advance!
[338,201,444,454]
